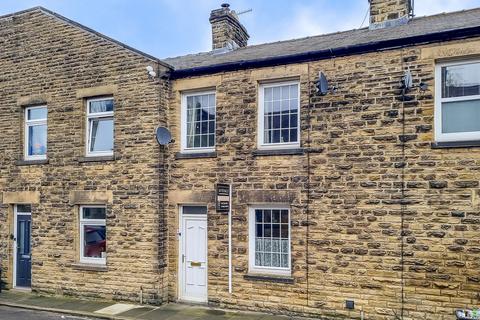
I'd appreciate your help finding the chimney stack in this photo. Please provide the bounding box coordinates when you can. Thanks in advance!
[209,3,249,52]
[369,0,413,30]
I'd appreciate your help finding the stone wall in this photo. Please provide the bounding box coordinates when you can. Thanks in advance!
[167,38,480,319]
[0,9,170,303]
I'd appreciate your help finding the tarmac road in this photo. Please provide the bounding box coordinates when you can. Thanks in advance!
[0,305,100,320]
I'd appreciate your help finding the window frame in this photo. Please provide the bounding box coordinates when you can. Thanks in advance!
[24,105,47,161]
[257,80,301,150]
[86,97,114,157]
[79,205,107,265]
[180,90,217,153]
[248,205,291,276]
[435,59,480,143]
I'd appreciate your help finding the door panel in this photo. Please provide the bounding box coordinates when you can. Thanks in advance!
[181,213,207,302]
[16,214,32,288]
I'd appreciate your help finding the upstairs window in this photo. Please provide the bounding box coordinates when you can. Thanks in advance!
[435,60,480,142]
[249,206,291,276]
[80,206,106,265]
[86,98,114,156]
[258,81,300,149]
[181,91,216,152]
[25,106,47,160]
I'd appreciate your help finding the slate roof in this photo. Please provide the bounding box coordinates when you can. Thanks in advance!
[164,7,480,72]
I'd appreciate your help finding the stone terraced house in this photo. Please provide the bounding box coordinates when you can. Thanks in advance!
[1,1,480,319]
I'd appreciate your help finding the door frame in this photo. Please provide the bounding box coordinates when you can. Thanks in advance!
[13,204,32,289]
[178,205,208,303]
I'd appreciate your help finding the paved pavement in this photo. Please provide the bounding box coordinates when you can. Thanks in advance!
[0,290,294,320]
[0,305,99,320]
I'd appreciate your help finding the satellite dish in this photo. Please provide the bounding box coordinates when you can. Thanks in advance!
[403,70,413,91]
[318,72,329,96]
[155,126,172,146]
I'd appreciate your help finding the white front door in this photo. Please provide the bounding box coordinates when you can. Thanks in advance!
[179,207,208,303]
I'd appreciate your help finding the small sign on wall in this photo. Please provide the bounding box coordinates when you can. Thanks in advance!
[216,183,231,214]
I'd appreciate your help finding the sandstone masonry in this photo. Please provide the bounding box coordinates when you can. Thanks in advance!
[1,2,480,320]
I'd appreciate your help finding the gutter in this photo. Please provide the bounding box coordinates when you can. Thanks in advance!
[171,25,480,79]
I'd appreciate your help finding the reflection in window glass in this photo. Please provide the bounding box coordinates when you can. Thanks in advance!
[87,98,114,156]
[442,63,480,98]
[83,225,106,259]
[80,207,106,264]
[25,106,47,159]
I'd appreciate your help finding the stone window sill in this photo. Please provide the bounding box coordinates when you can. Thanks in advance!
[175,151,217,160]
[252,148,305,157]
[71,263,108,272]
[77,155,115,163]
[244,273,294,284]
[431,141,480,149]
[15,159,49,166]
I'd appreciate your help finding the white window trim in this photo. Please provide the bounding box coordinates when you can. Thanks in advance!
[86,97,114,157]
[79,205,106,265]
[257,80,301,150]
[180,90,216,153]
[435,59,480,143]
[24,106,47,161]
[248,205,291,276]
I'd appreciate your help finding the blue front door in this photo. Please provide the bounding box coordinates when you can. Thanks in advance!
[16,214,31,288]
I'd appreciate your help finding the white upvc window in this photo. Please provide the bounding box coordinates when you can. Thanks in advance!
[435,60,480,142]
[86,97,114,157]
[24,106,47,160]
[181,91,216,153]
[248,206,291,276]
[258,81,300,149]
[79,206,107,265]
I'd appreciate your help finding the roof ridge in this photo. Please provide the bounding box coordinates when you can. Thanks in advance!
[164,6,480,61]
[0,6,173,69]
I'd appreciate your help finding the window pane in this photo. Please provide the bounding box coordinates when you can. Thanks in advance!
[28,107,47,120]
[28,124,47,156]
[253,208,290,269]
[263,84,299,145]
[183,206,207,215]
[89,99,114,113]
[185,93,215,149]
[83,225,106,258]
[255,210,263,223]
[89,118,113,152]
[442,63,480,98]
[83,207,106,220]
[17,205,31,213]
[442,99,480,133]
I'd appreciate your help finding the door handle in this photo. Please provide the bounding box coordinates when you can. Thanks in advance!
[182,254,185,263]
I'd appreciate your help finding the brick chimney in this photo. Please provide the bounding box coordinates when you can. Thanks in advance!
[369,0,413,30]
[209,3,249,52]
